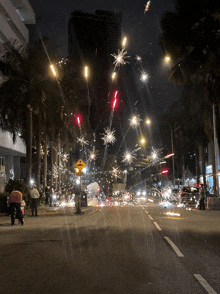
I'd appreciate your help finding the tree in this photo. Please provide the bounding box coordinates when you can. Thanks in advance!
[160,0,220,192]
[0,38,70,186]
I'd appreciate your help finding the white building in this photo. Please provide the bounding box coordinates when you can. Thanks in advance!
[0,0,35,192]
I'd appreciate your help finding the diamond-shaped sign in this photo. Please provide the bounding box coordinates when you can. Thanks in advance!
[75,159,86,171]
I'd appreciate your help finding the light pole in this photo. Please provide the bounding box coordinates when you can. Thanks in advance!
[160,121,175,187]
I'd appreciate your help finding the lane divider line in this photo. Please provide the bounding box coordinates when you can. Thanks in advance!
[153,222,162,231]
[164,236,184,257]
[148,214,153,220]
[194,274,217,294]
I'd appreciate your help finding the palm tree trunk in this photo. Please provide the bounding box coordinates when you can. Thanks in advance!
[26,105,32,185]
[195,146,200,186]
[36,115,42,189]
[201,143,207,192]
[51,139,54,186]
[212,141,217,195]
[43,133,47,189]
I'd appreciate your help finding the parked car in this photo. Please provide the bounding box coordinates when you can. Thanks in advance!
[180,186,200,207]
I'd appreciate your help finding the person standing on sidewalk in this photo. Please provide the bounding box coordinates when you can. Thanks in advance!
[9,190,23,226]
[199,184,206,210]
[30,185,40,216]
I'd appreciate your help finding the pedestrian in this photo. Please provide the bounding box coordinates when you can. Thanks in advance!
[30,185,40,216]
[19,199,26,225]
[45,185,50,205]
[199,184,205,210]
[9,190,23,226]
[49,185,54,207]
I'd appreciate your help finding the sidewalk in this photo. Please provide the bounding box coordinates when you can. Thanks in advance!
[0,204,95,222]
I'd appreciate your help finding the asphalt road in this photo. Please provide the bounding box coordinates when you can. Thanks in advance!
[0,202,220,294]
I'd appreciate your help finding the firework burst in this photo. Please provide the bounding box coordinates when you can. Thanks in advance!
[102,128,116,145]
[140,71,150,82]
[111,166,122,179]
[122,150,135,164]
[129,115,141,128]
[111,48,130,69]
[150,148,163,163]
[77,136,89,147]
[135,55,142,62]
[88,149,99,162]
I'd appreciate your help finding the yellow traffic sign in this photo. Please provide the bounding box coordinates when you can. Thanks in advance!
[75,159,86,171]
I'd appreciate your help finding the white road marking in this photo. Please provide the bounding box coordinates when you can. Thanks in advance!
[164,237,184,257]
[194,274,217,294]
[148,214,153,220]
[153,221,162,231]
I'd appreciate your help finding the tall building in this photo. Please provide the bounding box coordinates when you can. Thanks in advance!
[68,10,122,132]
[0,0,35,191]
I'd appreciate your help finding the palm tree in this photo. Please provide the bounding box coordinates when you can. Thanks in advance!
[0,38,66,185]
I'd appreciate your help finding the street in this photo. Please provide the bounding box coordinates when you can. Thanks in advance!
[0,202,220,294]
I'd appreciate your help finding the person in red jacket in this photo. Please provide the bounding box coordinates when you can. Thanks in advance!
[9,190,23,226]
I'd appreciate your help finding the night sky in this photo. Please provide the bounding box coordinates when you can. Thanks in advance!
[30,0,181,148]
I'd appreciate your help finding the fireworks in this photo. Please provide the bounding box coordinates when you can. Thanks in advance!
[135,55,142,62]
[77,136,89,147]
[111,48,130,69]
[53,163,59,178]
[122,37,127,48]
[122,150,135,164]
[144,1,151,13]
[141,71,149,82]
[111,166,121,179]
[88,149,99,162]
[112,72,116,81]
[58,149,69,162]
[62,152,69,162]
[112,90,118,111]
[150,148,163,163]
[129,115,141,128]
[84,66,88,78]
[102,128,116,145]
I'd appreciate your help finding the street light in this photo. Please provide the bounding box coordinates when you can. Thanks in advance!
[146,119,151,125]
[140,137,146,145]
[164,56,171,63]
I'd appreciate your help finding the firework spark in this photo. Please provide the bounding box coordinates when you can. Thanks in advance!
[122,150,135,164]
[102,128,116,145]
[111,48,130,69]
[150,148,163,163]
[122,37,127,48]
[77,136,89,147]
[112,72,116,81]
[53,163,59,178]
[63,153,69,162]
[129,115,141,128]
[88,149,99,162]
[111,166,121,179]
[141,71,149,82]
[144,1,151,13]
[135,55,142,62]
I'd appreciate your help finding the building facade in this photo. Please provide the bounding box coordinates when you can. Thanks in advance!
[0,0,35,191]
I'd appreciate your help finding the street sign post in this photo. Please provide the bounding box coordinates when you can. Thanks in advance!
[75,159,86,171]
